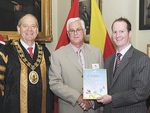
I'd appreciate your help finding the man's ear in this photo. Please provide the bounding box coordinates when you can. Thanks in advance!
[17,26,20,34]
[84,29,86,36]
[37,28,39,34]
[67,31,70,37]
[129,31,132,39]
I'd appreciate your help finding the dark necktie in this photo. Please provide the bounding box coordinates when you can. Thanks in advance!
[113,53,122,76]
[28,47,33,58]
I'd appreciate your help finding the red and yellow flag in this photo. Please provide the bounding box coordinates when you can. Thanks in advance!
[55,0,79,49]
[90,0,115,60]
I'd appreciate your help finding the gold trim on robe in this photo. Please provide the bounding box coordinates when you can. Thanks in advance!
[19,49,47,113]
[0,65,6,72]
[41,53,46,113]
[0,74,4,80]
[0,52,8,64]
[20,58,28,113]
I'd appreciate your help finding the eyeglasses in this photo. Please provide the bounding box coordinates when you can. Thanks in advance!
[68,28,83,35]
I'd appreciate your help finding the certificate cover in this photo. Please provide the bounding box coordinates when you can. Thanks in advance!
[83,69,107,99]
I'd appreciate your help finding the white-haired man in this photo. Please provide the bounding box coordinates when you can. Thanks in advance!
[49,17,103,113]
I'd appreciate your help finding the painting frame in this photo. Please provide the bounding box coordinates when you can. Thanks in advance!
[71,0,102,10]
[139,0,150,30]
[0,0,52,42]
[147,44,150,57]
[71,0,102,42]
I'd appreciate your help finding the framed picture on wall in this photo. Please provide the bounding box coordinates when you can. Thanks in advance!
[71,0,102,42]
[139,0,150,30]
[147,44,150,57]
[0,0,52,42]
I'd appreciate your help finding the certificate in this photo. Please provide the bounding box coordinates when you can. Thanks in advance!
[83,68,107,99]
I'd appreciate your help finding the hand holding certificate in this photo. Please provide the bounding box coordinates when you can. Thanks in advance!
[83,68,107,99]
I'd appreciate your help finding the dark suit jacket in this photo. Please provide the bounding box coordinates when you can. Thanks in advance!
[95,46,150,113]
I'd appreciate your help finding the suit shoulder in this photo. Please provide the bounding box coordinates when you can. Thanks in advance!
[51,45,68,56]
[2,41,14,54]
[55,45,67,52]
[133,48,149,58]
[85,44,100,52]
[104,53,115,66]
[131,48,150,64]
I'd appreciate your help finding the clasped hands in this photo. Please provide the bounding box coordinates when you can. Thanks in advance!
[77,95,92,111]
[77,94,112,110]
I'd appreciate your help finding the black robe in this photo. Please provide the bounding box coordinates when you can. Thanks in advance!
[0,40,54,113]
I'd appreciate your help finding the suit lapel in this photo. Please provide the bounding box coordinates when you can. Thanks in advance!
[110,46,134,88]
[111,56,129,85]
[65,45,83,72]
[82,45,90,68]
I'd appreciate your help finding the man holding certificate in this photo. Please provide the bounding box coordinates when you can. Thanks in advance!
[96,17,150,113]
[49,17,103,113]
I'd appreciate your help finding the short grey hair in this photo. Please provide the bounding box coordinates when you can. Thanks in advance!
[66,17,86,31]
[17,13,39,28]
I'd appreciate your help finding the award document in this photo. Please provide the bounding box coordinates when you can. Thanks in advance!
[83,68,107,99]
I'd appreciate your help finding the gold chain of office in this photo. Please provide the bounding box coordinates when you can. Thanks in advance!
[13,41,43,70]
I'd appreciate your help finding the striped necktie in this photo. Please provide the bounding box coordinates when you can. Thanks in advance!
[113,53,122,76]
[76,49,85,68]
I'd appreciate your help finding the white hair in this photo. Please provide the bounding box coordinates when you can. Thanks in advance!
[17,14,39,28]
[66,17,86,31]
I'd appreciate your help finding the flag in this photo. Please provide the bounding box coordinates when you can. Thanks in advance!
[89,0,115,60]
[53,1,79,113]
[55,0,79,49]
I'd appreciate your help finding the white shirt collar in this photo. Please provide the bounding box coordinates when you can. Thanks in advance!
[116,44,131,60]
[20,39,35,53]
[69,43,85,53]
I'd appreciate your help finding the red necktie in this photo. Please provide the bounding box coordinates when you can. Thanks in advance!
[28,47,33,58]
